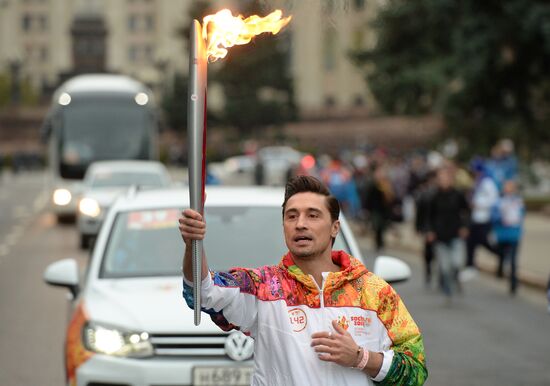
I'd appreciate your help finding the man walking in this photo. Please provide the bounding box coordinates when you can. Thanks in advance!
[179,176,427,386]
[427,167,470,299]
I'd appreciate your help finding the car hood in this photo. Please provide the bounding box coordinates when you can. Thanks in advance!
[84,277,223,334]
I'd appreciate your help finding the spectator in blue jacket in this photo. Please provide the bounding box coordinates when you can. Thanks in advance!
[492,180,525,295]
[486,139,518,192]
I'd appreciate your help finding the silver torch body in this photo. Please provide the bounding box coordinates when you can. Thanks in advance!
[187,19,207,326]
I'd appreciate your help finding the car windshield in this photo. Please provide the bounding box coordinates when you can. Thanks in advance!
[90,171,164,188]
[100,206,350,278]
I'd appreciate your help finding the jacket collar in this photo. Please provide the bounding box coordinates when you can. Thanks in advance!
[279,250,368,290]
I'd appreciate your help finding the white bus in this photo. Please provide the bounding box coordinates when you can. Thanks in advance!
[41,74,160,222]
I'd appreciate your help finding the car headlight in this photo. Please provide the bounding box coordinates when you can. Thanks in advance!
[79,198,101,217]
[53,189,72,206]
[83,322,153,358]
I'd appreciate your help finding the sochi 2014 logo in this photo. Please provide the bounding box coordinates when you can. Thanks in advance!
[336,315,349,331]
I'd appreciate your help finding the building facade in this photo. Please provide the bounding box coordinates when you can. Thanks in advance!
[0,0,379,117]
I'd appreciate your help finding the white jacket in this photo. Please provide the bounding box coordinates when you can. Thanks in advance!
[183,251,427,386]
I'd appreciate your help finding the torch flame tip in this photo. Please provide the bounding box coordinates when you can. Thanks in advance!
[202,8,292,62]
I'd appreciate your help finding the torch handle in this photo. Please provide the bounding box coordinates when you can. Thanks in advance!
[188,19,207,326]
[192,239,202,326]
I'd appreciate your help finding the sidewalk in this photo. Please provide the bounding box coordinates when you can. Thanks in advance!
[354,214,550,291]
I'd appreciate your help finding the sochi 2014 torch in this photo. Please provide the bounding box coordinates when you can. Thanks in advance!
[187,9,291,326]
[187,19,207,326]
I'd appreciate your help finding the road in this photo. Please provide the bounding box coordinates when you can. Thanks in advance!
[0,171,549,386]
[0,172,87,386]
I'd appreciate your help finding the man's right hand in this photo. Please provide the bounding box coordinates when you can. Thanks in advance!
[179,209,206,245]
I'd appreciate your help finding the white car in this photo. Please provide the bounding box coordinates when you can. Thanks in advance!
[209,155,257,186]
[44,186,410,386]
[257,146,303,186]
[77,160,171,248]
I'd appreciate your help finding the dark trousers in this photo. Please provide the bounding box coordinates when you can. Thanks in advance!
[424,238,434,283]
[370,213,387,251]
[498,242,519,294]
[466,222,500,267]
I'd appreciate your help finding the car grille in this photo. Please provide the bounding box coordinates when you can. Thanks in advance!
[150,333,229,357]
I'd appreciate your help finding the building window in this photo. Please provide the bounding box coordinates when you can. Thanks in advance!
[354,0,365,10]
[22,14,32,32]
[144,45,154,62]
[76,40,89,55]
[40,46,48,60]
[323,27,337,71]
[324,96,336,108]
[144,14,154,31]
[24,44,33,60]
[128,14,138,31]
[129,45,138,61]
[324,0,335,13]
[38,14,48,31]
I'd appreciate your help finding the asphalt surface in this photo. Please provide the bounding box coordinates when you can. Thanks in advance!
[0,171,549,386]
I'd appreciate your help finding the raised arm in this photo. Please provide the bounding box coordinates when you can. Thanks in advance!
[178,208,259,334]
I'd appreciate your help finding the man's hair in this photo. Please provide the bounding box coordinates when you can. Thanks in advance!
[282,175,340,223]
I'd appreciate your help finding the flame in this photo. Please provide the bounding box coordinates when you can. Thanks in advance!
[203,9,292,62]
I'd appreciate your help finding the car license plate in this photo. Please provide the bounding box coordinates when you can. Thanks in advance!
[193,366,253,386]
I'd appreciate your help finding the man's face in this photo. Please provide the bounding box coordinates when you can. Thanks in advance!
[283,192,339,259]
[437,168,453,190]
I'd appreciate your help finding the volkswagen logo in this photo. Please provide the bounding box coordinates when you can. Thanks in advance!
[224,332,254,361]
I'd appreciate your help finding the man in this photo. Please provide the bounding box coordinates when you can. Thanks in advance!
[179,176,427,386]
[414,170,437,287]
[426,167,470,299]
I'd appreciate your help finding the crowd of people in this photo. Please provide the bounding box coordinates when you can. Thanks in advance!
[286,138,525,302]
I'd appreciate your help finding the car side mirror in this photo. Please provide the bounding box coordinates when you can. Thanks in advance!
[44,258,80,298]
[373,256,411,284]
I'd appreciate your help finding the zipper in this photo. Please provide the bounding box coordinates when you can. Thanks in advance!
[311,273,330,386]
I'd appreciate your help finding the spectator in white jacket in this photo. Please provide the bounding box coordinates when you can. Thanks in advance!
[465,159,501,273]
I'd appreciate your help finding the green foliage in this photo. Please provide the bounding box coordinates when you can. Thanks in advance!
[204,0,296,135]
[353,0,550,157]
[162,1,296,135]
[214,27,296,135]
[20,78,39,106]
[0,73,9,107]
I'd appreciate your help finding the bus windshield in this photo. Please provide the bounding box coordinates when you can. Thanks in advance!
[59,99,153,179]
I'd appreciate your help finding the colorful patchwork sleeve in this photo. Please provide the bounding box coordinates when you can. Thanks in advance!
[182,268,260,333]
[375,284,428,386]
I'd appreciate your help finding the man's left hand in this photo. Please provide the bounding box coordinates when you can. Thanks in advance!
[311,319,361,368]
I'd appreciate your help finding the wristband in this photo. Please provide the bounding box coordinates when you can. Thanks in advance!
[353,347,369,370]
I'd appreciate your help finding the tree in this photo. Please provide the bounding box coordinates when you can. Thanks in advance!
[161,1,216,132]
[353,0,550,157]
[162,0,296,137]
[211,1,296,136]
